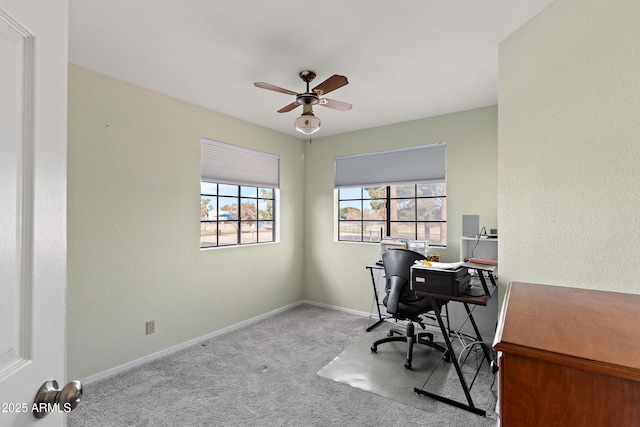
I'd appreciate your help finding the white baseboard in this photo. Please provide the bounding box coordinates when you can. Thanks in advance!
[301,299,370,318]
[81,300,367,384]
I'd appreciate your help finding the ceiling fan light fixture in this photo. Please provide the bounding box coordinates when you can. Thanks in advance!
[295,113,321,135]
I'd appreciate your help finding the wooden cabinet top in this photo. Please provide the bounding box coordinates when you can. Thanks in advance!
[493,282,640,382]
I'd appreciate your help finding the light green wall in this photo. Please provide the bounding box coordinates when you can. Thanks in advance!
[68,70,498,380]
[302,107,498,313]
[67,0,640,381]
[67,65,304,379]
[498,0,640,295]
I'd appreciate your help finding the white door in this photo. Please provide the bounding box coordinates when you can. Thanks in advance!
[0,1,70,426]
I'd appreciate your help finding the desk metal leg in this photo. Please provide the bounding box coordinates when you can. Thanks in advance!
[476,270,497,295]
[462,302,492,364]
[413,297,486,417]
[476,272,490,297]
[366,267,386,332]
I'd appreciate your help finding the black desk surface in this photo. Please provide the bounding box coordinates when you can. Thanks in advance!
[369,261,496,272]
[414,290,490,306]
[368,261,496,305]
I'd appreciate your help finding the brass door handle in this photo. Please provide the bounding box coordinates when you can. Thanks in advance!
[33,379,83,418]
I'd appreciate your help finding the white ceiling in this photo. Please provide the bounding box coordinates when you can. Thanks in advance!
[69,0,555,138]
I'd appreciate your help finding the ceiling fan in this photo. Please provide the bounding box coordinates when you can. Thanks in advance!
[254,70,352,135]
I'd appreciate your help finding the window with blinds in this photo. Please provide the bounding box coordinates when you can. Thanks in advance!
[200,139,279,248]
[335,143,447,245]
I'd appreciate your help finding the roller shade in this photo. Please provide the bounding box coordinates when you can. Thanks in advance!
[201,138,279,188]
[334,143,446,188]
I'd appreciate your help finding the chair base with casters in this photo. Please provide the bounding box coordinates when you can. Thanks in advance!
[370,319,449,370]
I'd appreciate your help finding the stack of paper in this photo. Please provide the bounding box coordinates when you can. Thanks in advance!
[413,260,464,270]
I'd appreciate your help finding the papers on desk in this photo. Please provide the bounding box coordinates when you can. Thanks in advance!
[413,260,464,271]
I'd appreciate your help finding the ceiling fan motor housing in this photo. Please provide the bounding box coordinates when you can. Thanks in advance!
[297,70,319,105]
[296,92,320,105]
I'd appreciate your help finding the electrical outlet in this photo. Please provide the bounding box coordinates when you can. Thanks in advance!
[145,320,155,335]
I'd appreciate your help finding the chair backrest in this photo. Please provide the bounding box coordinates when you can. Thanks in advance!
[382,249,426,314]
[382,248,426,279]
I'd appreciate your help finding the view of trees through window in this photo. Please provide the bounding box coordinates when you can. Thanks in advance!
[200,182,275,248]
[338,182,446,246]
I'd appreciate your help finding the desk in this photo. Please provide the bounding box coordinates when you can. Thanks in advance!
[364,264,387,331]
[462,261,497,294]
[366,262,497,337]
[412,274,495,416]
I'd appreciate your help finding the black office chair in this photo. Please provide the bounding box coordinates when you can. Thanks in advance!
[370,248,449,369]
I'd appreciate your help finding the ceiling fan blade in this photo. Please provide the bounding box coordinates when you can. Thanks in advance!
[312,74,348,96]
[254,82,297,96]
[319,98,352,111]
[277,102,300,113]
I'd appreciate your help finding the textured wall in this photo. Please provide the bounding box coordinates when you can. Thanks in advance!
[67,65,305,379]
[498,0,640,295]
[303,107,498,313]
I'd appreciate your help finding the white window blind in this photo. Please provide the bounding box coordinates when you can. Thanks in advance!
[334,143,446,188]
[201,138,279,188]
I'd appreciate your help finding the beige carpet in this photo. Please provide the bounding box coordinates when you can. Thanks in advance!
[69,305,497,426]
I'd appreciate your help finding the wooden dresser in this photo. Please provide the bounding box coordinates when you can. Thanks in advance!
[493,282,640,427]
